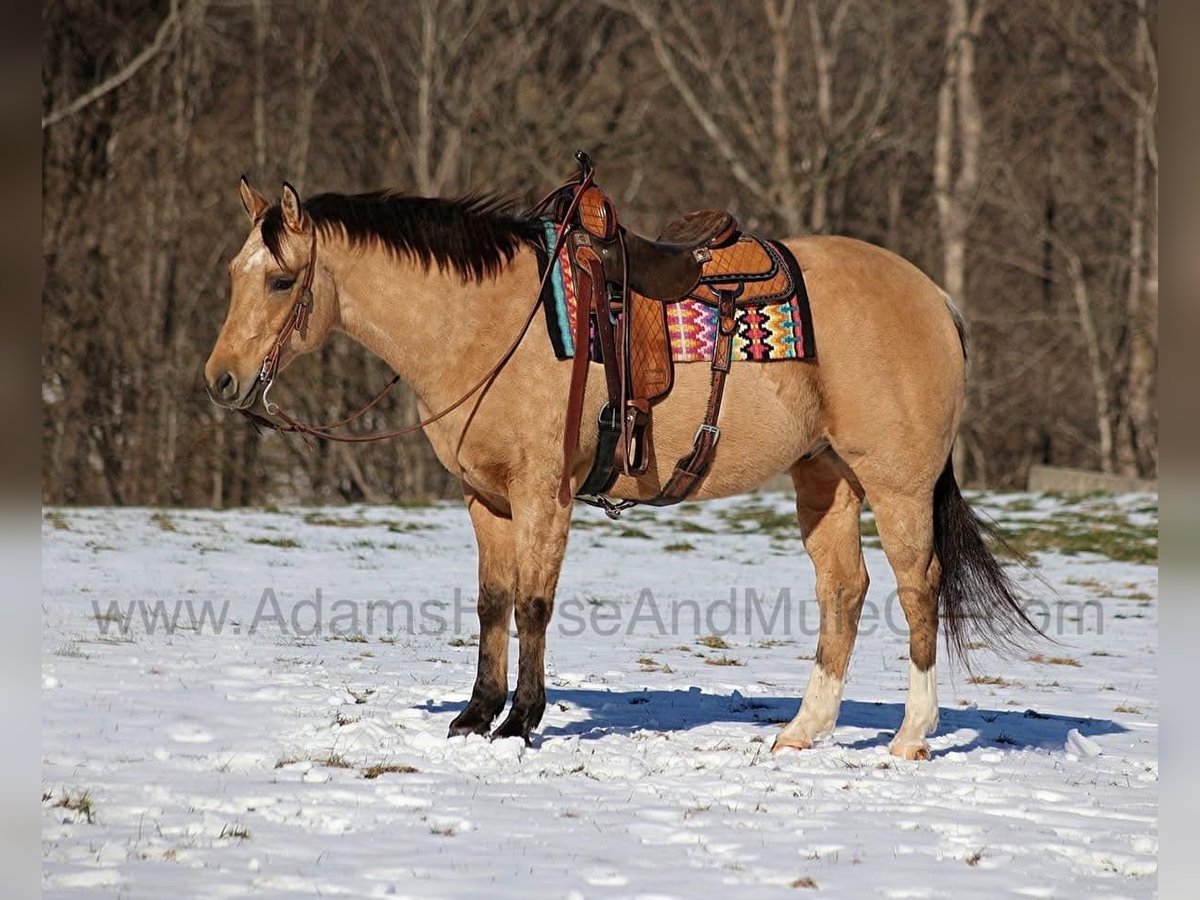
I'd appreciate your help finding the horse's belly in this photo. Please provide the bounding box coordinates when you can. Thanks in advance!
[606,360,823,503]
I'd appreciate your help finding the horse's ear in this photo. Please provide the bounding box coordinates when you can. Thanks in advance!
[280,182,309,233]
[239,175,270,222]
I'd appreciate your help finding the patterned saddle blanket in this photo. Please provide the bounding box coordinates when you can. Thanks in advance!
[539,221,816,366]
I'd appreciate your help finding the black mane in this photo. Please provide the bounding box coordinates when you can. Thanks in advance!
[259,191,544,282]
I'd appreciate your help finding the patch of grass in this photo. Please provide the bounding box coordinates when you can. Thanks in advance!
[44,510,70,531]
[968,674,1011,686]
[448,635,479,647]
[303,513,368,528]
[248,536,301,549]
[674,520,715,534]
[219,822,251,841]
[992,515,1157,564]
[1114,703,1143,715]
[638,657,674,674]
[362,763,418,779]
[327,632,369,643]
[386,521,437,533]
[965,849,984,867]
[53,642,87,658]
[663,541,696,553]
[51,790,95,824]
[333,712,359,727]
[704,654,743,667]
[150,511,177,532]
[719,504,796,536]
[1027,654,1082,667]
[697,634,730,650]
[617,526,652,539]
[276,752,353,770]
[791,877,818,889]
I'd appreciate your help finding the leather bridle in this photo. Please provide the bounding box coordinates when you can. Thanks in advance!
[237,166,594,444]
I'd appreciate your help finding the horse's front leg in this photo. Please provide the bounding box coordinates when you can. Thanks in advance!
[448,490,517,737]
[490,485,571,744]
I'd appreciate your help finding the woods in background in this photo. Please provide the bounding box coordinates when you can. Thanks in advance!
[41,0,1157,507]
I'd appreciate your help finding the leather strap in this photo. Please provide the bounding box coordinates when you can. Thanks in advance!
[558,240,605,506]
[646,290,736,506]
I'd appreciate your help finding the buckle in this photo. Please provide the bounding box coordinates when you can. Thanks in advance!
[693,247,712,263]
[695,423,720,445]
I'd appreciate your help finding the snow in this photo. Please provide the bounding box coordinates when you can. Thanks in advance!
[42,492,1158,897]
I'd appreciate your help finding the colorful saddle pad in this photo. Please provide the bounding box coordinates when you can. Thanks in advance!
[538,221,816,364]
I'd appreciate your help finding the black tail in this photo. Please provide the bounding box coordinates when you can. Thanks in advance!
[933,457,1043,665]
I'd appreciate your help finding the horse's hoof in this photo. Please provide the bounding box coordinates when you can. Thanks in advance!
[447,706,497,738]
[889,738,931,761]
[771,733,815,754]
[489,712,535,746]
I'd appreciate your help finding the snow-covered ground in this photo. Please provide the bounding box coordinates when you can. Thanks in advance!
[42,492,1157,897]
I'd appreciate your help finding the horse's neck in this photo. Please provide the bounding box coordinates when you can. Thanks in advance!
[331,244,541,411]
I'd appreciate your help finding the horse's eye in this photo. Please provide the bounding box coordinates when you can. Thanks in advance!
[269,276,295,293]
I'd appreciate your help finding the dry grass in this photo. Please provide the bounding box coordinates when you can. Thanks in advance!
[362,763,419,779]
[150,511,177,532]
[1028,654,1082,667]
[276,752,353,770]
[704,654,743,667]
[697,634,730,650]
[248,535,301,549]
[967,674,1011,686]
[44,510,70,531]
[50,790,95,824]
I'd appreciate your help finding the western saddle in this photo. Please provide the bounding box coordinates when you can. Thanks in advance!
[548,152,797,514]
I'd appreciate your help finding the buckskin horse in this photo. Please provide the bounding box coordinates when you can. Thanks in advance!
[205,159,1036,760]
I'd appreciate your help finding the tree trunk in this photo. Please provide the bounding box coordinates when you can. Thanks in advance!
[934,0,985,305]
[1063,250,1115,473]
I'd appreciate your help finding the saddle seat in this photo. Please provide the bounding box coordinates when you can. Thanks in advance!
[621,209,737,302]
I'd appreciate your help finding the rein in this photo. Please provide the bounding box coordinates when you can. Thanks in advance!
[241,167,594,444]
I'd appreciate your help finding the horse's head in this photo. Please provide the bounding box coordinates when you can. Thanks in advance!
[204,179,337,411]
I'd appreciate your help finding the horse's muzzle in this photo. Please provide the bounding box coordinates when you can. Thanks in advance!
[205,369,264,412]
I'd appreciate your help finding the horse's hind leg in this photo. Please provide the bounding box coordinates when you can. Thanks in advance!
[774,453,868,753]
[857,478,942,760]
[449,490,517,737]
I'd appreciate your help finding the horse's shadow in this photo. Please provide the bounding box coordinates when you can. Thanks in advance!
[423,687,1126,756]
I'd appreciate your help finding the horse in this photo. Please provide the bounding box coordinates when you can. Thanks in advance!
[204,177,1036,760]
